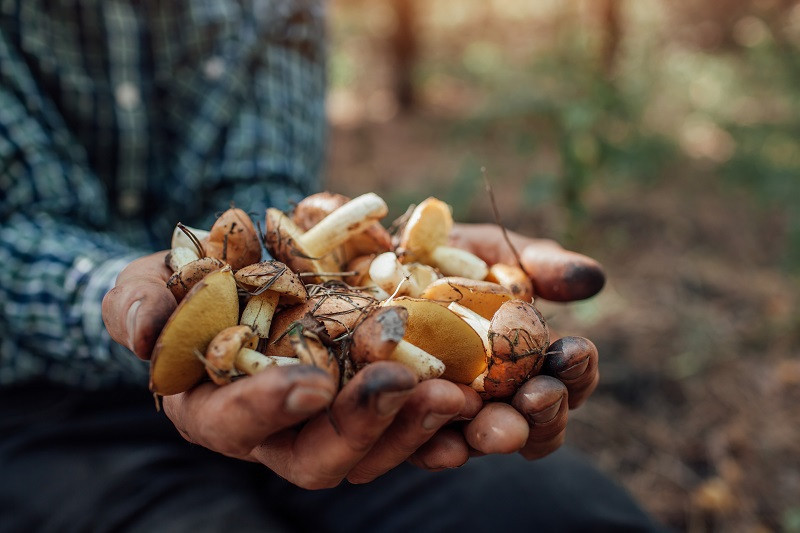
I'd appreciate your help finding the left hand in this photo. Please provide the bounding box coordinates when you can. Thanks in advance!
[408,223,603,468]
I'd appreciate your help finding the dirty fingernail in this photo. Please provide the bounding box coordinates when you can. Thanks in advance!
[531,398,563,424]
[126,300,142,353]
[558,357,589,380]
[285,386,334,416]
[376,390,413,417]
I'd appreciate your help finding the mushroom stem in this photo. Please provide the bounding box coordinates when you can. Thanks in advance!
[369,252,419,296]
[168,246,200,272]
[240,291,280,339]
[429,246,488,280]
[298,193,388,258]
[235,348,299,375]
[391,340,445,380]
[171,224,210,253]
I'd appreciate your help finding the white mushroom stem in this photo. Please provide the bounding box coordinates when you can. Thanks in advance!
[236,348,299,375]
[298,193,388,258]
[369,252,420,297]
[168,246,200,272]
[171,225,210,251]
[430,246,488,280]
[391,340,445,380]
[240,291,280,338]
[448,302,491,354]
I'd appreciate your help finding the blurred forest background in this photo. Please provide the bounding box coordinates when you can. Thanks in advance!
[323,0,800,531]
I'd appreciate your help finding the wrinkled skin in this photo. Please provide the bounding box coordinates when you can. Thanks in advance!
[102,223,602,488]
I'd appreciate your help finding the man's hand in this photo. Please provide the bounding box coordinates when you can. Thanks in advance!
[101,253,472,488]
[406,223,603,466]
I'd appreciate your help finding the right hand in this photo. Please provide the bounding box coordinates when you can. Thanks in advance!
[102,253,470,488]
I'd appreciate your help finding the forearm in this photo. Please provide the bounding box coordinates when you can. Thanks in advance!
[0,212,148,387]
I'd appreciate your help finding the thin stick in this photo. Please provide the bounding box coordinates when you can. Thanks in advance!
[482,167,525,272]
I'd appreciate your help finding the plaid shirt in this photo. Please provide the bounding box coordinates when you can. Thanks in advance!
[0,0,326,389]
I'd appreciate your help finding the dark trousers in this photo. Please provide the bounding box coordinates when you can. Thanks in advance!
[0,384,665,533]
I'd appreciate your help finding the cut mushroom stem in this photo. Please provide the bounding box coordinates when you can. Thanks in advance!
[429,246,488,280]
[202,325,299,385]
[448,302,491,353]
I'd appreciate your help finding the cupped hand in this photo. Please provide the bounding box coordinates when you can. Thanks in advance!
[409,223,604,465]
[101,253,474,487]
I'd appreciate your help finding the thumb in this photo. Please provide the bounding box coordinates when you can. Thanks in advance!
[102,252,176,359]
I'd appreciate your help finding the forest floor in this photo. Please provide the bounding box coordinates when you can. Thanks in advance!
[325,109,800,532]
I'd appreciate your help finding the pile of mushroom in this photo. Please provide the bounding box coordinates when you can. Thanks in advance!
[148,192,572,402]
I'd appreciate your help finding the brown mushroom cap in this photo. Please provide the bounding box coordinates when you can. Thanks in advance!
[204,325,256,386]
[483,299,549,398]
[350,306,408,366]
[420,277,514,320]
[265,288,378,357]
[150,268,240,395]
[235,260,308,304]
[264,208,340,283]
[385,297,486,384]
[166,256,226,302]
[204,208,262,270]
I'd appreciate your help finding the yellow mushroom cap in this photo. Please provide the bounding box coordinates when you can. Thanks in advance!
[150,268,240,395]
[420,277,514,320]
[397,197,453,262]
[386,297,486,384]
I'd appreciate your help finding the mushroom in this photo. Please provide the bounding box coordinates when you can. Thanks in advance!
[350,306,445,381]
[203,325,299,386]
[397,197,488,280]
[203,207,262,271]
[288,326,341,385]
[384,297,487,384]
[265,193,389,283]
[448,299,549,399]
[265,287,378,358]
[420,277,515,320]
[150,267,240,395]
[485,263,534,302]
[343,254,391,300]
[165,256,226,302]
[368,252,441,298]
[292,192,392,265]
[234,261,308,342]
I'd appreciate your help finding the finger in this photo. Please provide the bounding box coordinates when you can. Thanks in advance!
[463,402,530,454]
[409,426,470,471]
[520,244,605,302]
[251,362,418,489]
[346,379,465,483]
[544,336,599,409]
[512,375,569,460]
[162,365,337,458]
[454,383,483,420]
[102,252,175,359]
